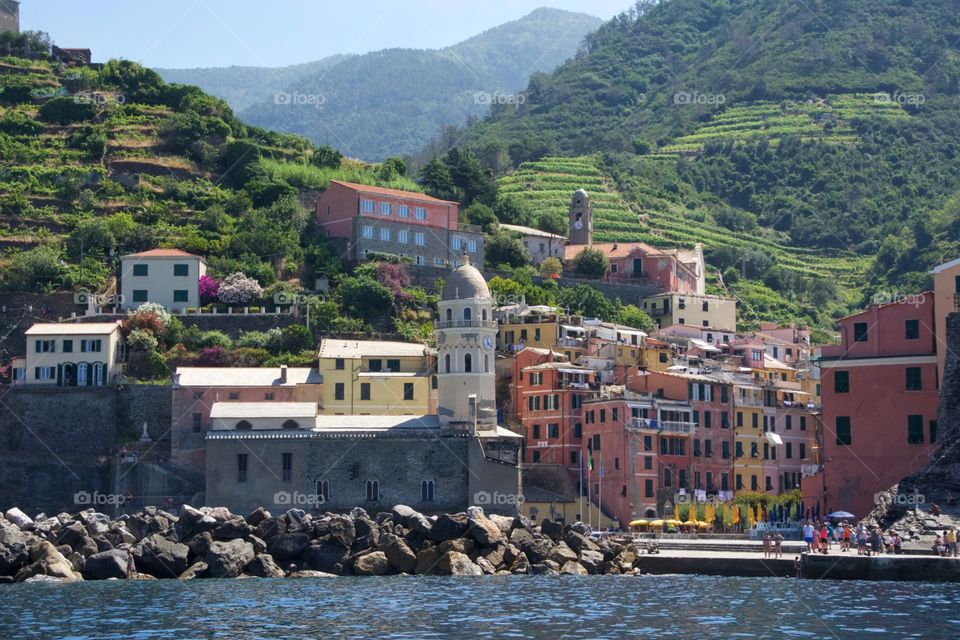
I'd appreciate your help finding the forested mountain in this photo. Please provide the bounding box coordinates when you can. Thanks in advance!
[449,0,960,315]
[155,55,352,112]
[232,8,601,160]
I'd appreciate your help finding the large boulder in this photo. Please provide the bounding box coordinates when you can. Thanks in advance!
[134,534,190,579]
[428,514,469,542]
[564,530,599,553]
[205,539,254,578]
[379,534,417,574]
[509,552,530,575]
[353,551,389,576]
[578,549,604,575]
[82,549,130,580]
[466,509,504,547]
[407,512,432,536]
[179,561,208,580]
[300,542,348,574]
[391,505,417,524]
[4,508,34,531]
[487,514,515,536]
[15,541,81,582]
[560,560,588,575]
[439,551,482,576]
[246,554,285,578]
[256,517,285,541]
[56,522,88,548]
[245,507,270,527]
[353,517,380,552]
[266,533,311,562]
[414,546,443,575]
[520,536,554,565]
[548,542,578,566]
[327,515,356,549]
[540,519,563,542]
[186,531,213,562]
[213,519,253,541]
[0,522,34,575]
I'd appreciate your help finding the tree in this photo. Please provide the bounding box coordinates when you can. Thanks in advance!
[217,272,263,305]
[573,248,610,277]
[9,246,64,291]
[338,275,395,323]
[276,324,314,354]
[485,230,530,269]
[126,329,158,352]
[378,156,407,181]
[463,203,498,233]
[418,157,456,200]
[445,147,497,207]
[557,285,614,320]
[539,257,563,277]
[615,304,656,332]
[311,144,343,169]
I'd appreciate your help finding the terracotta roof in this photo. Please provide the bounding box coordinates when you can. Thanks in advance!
[563,242,665,261]
[123,249,202,259]
[329,180,457,205]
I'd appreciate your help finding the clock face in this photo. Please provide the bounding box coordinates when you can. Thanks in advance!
[482,335,494,351]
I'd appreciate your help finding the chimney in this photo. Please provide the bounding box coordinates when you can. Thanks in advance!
[280,365,288,384]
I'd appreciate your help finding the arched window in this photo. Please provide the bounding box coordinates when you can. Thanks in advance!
[464,353,472,373]
[421,479,435,502]
[645,508,657,518]
[282,419,299,430]
[365,480,379,502]
[236,420,252,430]
[316,479,329,504]
[485,354,490,373]
[445,307,452,322]
[482,308,488,321]
[92,362,104,386]
[463,307,472,321]
[445,353,451,373]
[77,363,88,386]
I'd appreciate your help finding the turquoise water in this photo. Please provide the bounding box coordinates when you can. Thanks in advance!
[1,575,956,639]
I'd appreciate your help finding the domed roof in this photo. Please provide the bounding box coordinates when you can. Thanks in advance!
[442,260,490,300]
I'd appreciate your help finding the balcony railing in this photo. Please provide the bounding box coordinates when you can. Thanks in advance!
[630,418,695,435]
[435,319,497,330]
[734,396,764,407]
[557,337,585,348]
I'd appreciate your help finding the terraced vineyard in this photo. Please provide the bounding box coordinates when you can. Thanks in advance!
[496,156,867,289]
[656,94,909,155]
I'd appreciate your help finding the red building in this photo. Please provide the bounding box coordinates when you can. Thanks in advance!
[511,348,597,477]
[563,242,702,294]
[315,180,484,268]
[810,294,939,518]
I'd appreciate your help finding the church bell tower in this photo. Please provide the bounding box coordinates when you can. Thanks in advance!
[568,188,592,246]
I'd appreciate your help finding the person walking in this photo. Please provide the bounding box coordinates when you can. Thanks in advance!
[946,527,958,558]
[803,521,815,553]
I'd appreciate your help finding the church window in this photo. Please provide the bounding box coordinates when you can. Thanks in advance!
[365,480,380,502]
[445,354,451,373]
[464,353,472,373]
[421,479,435,502]
[446,308,452,322]
[464,307,472,321]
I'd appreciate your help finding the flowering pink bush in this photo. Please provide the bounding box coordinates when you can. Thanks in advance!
[199,275,221,304]
[195,346,226,366]
[376,261,411,301]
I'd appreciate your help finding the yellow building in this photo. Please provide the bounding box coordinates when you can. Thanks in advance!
[732,380,765,494]
[318,339,436,415]
[931,258,960,384]
[642,292,738,332]
[496,307,561,353]
[13,322,124,386]
[640,338,673,372]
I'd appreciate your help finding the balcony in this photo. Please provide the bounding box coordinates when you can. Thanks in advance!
[557,337,585,348]
[630,418,695,435]
[734,396,764,407]
[436,319,497,330]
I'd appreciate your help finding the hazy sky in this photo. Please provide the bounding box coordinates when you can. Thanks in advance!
[19,1,629,69]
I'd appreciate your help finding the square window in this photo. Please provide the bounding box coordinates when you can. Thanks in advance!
[414,207,426,220]
[173,264,189,276]
[907,415,923,444]
[335,358,344,370]
[853,322,868,342]
[403,383,414,401]
[173,290,188,302]
[362,225,374,239]
[361,199,374,213]
[132,264,148,276]
[905,319,920,340]
[360,383,371,401]
[62,339,73,353]
[398,205,409,217]
[132,290,148,302]
[834,370,850,393]
[334,383,345,401]
[380,202,392,215]
[905,367,922,391]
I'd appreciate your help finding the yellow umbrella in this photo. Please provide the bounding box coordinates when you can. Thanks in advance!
[697,521,712,528]
[649,519,665,527]
[628,519,648,527]
[705,503,715,523]
[666,519,682,525]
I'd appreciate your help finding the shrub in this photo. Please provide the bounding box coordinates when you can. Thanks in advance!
[8,246,64,291]
[539,257,563,277]
[37,96,96,124]
[122,310,167,337]
[199,275,220,304]
[218,272,263,305]
[195,346,227,366]
[573,248,610,277]
[126,328,158,352]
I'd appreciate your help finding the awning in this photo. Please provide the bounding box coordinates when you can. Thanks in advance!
[561,325,586,333]
[690,338,720,352]
[766,432,784,445]
[557,368,589,375]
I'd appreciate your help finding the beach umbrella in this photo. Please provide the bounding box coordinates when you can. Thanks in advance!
[649,519,665,527]
[827,511,855,520]
[628,519,648,527]
[697,521,712,528]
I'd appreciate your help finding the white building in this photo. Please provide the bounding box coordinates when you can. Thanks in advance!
[499,223,566,266]
[12,322,124,386]
[120,249,207,312]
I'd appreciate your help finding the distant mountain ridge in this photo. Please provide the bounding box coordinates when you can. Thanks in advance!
[155,8,602,160]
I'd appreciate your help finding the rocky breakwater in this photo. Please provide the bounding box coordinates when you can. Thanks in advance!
[0,504,646,583]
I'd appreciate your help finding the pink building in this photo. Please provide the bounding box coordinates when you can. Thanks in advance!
[170,366,322,474]
[810,294,939,518]
[563,242,702,293]
[315,180,484,268]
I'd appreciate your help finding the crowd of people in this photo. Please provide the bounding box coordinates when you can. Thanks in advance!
[796,519,960,557]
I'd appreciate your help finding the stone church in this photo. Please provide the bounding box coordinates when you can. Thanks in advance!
[204,260,523,515]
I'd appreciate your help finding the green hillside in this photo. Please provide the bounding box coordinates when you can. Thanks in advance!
[457,0,960,309]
